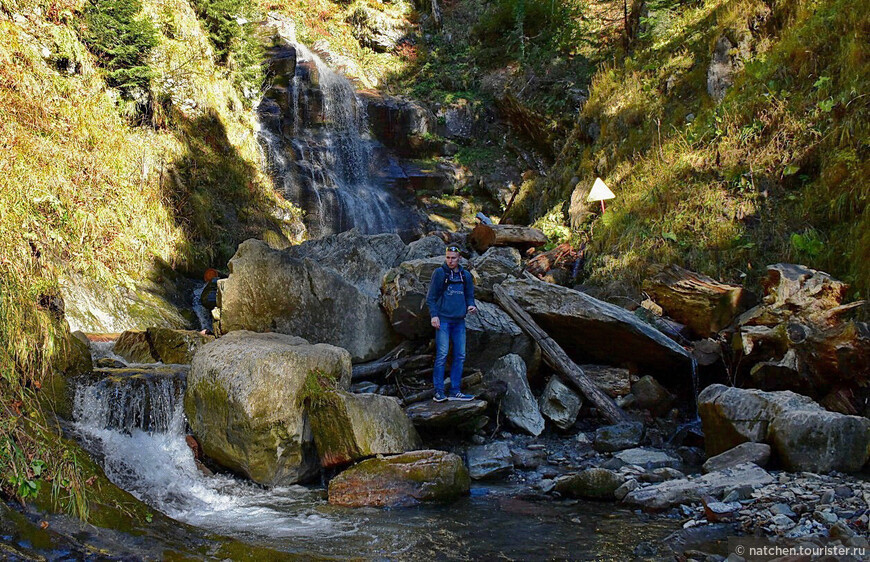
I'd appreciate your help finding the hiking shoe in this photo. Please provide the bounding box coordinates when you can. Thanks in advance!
[433,390,447,402]
[448,391,474,401]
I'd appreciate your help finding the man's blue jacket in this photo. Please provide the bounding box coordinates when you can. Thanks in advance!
[426,263,475,320]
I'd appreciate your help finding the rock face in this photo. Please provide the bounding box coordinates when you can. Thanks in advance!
[467,442,513,479]
[484,354,544,436]
[539,377,582,430]
[309,391,421,468]
[698,384,870,473]
[465,301,540,376]
[216,239,398,362]
[327,450,470,507]
[184,331,352,486]
[499,278,692,381]
[146,328,213,365]
[405,400,488,432]
[114,330,158,364]
[623,462,774,510]
[555,468,626,500]
[702,442,771,473]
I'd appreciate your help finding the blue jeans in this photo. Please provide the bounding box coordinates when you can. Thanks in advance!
[433,318,466,394]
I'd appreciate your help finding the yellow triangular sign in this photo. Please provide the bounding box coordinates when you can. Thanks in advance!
[587,178,615,202]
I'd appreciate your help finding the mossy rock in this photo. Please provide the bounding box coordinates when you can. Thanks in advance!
[146,327,213,365]
[554,468,626,500]
[114,330,158,364]
[327,449,470,507]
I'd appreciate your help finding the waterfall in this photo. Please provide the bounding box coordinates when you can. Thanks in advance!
[256,40,418,239]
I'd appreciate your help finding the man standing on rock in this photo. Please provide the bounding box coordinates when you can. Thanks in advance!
[426,245,477,402]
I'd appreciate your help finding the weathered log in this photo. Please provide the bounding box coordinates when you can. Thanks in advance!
[525,243,582,279]
[400,371,484,405]
[351,354,432,381]
[468,224,548,253]
[493,285,629,424]
[643,265,754,337]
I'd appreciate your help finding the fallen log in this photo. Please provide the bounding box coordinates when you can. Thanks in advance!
[643,265,754,337]
[468,224,548,253]
[493,284,629,424]
[352,354,432,381]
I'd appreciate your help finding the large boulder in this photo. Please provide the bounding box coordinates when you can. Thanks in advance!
[184,331,352,486]
[282,230,408,299]
[499,278,693,382]
[470,247,522,302]
[623,462,774,510]
[309,391,421,468]
[539,376,582,430]
[217,239,398,362]
[380,257,445,339]
[465,301,541,377]
[467,442,513,480]
[702,442,771,474]
[114,330,158,364]
[327,450,470,507]
[698,384,870,473]
[483,354,544,436]
[146,327,213,365]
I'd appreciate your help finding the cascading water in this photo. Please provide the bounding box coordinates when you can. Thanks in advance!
[256,39,420,239]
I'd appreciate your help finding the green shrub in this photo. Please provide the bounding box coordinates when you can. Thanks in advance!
[81,0,158,97]
[190,0,250,64]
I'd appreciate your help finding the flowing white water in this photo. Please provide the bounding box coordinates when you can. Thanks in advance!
[71,374,353,541]
[256,40,412,238]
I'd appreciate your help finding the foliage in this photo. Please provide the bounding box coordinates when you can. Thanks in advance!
[81,0,159,97]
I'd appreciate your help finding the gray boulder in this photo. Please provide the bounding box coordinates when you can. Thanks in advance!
[623,462,774,510]
[594,422,645,452]
[465,301,541,376]
[402,235,447,262]
[467,442,513,479]
[380,257,445,339]
[499,278,693,382]
[405,400,488,432]
[470,246,522,302]
[217,239,398,362]
[702,442,771,473]
[699,384,870,473]
[613,448,682,470]
[484,354,545,436]
[184,331,352,486]
[539,376,582,430]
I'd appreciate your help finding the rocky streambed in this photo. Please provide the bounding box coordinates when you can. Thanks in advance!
[25,229,868,560]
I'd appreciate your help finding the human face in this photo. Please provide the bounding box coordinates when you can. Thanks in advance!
[445,250,460,270]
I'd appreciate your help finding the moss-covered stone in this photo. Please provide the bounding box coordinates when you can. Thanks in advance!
[328,450,470,507]
[146,327,213,365]
[114,330,158,364]
[309,391,421,468]
[554,468,626,500]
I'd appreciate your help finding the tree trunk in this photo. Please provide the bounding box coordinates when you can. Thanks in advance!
[493,285,629,424]
[468,224,548,253]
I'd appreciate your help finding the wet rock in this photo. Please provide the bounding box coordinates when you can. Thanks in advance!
[702,442,771,473]
[328,450,470,507]
[484,354,544,436]
[630,375,675,417]
[95,357,126,369]
[539,376,582,430]
[114,330,158,364]
[499,278,693,382]
[470,246,523,302]
[613,448,682,470]
[467,442,513,480]
[185,331,351,486]
[554,468,626,500]
[309,391,421,468]
[594,422,645,452]
[217,239,398,362]
[699,384,870,473]
[404,399,488,431]
[146,327,213,365]
[465,301,541,376]
[622,462,774,510]
[511,447,547,470]
[580,364,632,398]
[362,93,437,157]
